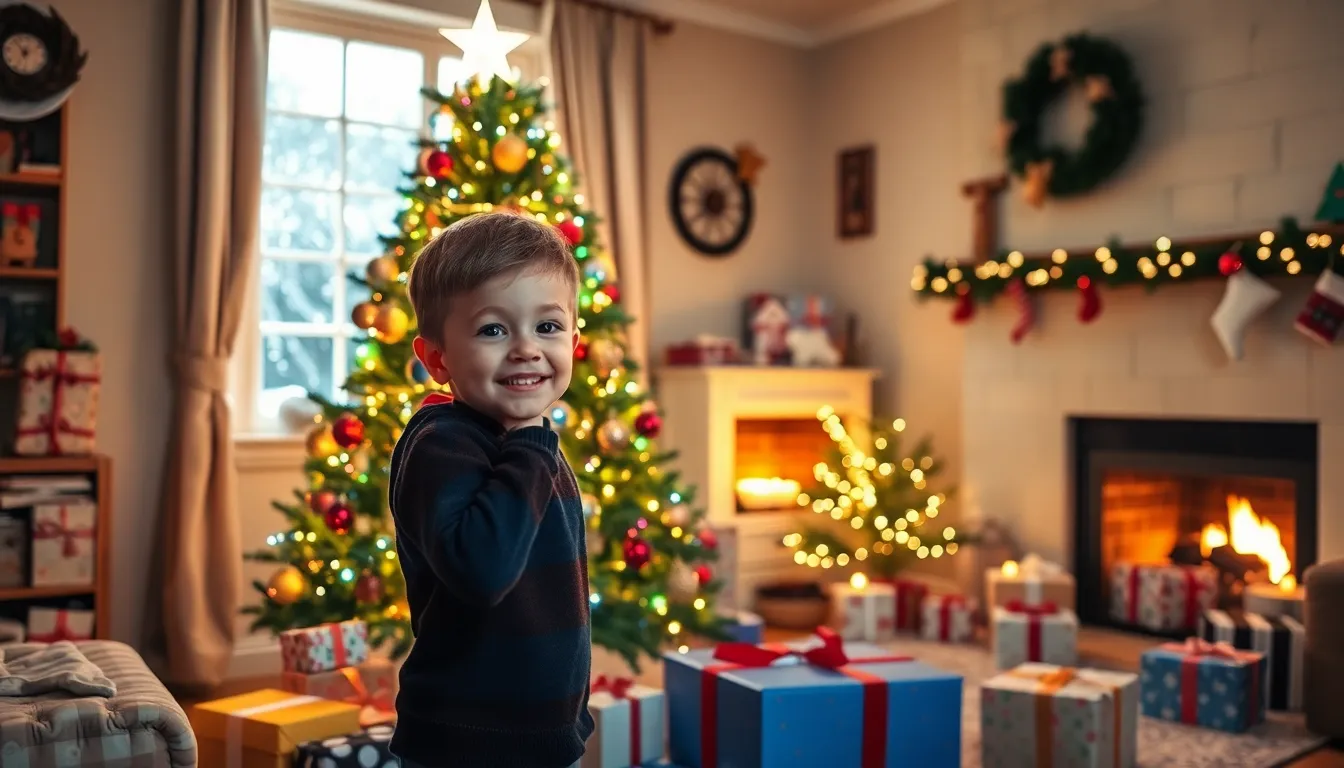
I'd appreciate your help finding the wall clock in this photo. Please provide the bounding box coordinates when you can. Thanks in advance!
[667,146,760,257]
[0,4,87,120]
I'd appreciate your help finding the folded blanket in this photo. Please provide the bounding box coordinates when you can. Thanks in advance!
[0,640,116,697]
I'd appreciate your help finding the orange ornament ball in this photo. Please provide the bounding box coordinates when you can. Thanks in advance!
[492,135,528,173]
[352,302,379,329]
[374,305,410,343]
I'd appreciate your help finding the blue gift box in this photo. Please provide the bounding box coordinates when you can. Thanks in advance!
[724,611,764,644]
[1139,641,1267,733]
[663,637,961,768]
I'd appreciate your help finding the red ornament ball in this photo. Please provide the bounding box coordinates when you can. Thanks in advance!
[602,284,621,304]
[574,341,589,361]
[309,489,337,515]
[324,502,354,535]
[1218,252,1244,276]
[697,529,718,550]
[354,572,383,603]
[694,565,713,586]
[623,535,652,570]
[634,410,662,438]
[426,150,453,178]
[331,414,365,448]
[556,220,583,246]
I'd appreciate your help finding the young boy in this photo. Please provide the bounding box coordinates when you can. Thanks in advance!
[388,211,594,767]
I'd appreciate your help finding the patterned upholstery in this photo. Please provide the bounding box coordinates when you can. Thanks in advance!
[0,640,196,767]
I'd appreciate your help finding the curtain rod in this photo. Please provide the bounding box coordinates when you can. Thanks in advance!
[519,0,675,34]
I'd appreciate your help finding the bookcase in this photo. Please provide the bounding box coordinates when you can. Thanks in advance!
[0,101,114,641]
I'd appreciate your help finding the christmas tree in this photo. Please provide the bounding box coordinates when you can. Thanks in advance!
[243,10,727,669]
[1318,161,1344,224]
[783,406,959,578]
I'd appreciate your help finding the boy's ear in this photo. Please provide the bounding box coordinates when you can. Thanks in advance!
[412,335,452,385]
[571,328,580,351]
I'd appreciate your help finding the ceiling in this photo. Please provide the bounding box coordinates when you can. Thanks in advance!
[623,0,952,48]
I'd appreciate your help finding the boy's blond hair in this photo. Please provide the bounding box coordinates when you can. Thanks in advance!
[408,211,580,344]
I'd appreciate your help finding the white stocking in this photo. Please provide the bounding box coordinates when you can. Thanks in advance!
[1210,271,1280,360]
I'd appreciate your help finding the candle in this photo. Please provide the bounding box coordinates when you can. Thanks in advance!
[735,477,802,510]
[1001,560,1019,578]
[1280,574,1297,593]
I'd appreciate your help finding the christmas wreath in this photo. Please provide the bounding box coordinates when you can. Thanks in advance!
[1001,33,1143,207]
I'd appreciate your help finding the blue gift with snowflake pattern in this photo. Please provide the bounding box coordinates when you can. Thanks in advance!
[1139,643,1266,733]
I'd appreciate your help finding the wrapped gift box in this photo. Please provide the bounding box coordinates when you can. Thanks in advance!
[1110,562,1216,633]
[663,628,962,767]
[992,602,1077,670]
[280,658,397,726]
[27,606,94,641]
[295,724,395,768]
[920,594,975,643]
[0,510,26,588]
[1139,638,1266,733]
[831,580,896,642]
[872,576,927,633]
[15,348,101,456]
[721,610,763,644]
[576,675,665,768]
[30,500,96,587]
[280,619,369,674]
[189,688,362,768]
[981,663,1138,768]
[1199,608,1304,712]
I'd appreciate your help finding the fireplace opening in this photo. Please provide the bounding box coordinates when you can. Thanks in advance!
[1071,417,1317,635]
[733,417,834,513]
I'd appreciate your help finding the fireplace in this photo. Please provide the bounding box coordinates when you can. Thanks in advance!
[1070,417,1318,634]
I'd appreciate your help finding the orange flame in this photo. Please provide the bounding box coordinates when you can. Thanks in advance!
[1200,495,1291,583]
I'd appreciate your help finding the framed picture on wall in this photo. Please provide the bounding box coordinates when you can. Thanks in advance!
[838,145,874,239]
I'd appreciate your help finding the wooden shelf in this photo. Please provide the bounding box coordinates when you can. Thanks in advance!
[0,455,103,473]
[0,584,93,601]
[0,266,58,280]
[0,171,62,187]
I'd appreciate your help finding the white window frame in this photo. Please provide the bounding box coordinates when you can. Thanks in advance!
[233,0,547,438]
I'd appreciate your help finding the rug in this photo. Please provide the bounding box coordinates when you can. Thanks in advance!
[881,635,1328,768]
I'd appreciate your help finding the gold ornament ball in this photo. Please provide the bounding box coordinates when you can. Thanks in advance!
[589,338,624,375]
[305,425,340,458]
[374,305,410,343]
[667,560,699,603]
[597,417,631,452]
[266,565,306,605]
[352,302,379,329]
[366,256,399,284]
[492,135,529,173]
[667,504,692,528]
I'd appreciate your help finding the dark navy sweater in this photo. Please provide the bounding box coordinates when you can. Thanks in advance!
[388,398,594,767]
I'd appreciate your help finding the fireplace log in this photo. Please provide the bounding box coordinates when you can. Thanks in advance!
[1208,544,1267,580]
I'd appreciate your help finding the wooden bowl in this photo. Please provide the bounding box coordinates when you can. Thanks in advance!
[754,581,831,631]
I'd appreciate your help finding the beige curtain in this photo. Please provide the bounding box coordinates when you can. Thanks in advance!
[547,0,652,371]
[153,0,268,689]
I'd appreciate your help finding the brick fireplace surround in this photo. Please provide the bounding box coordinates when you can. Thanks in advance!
[955,279,1341,596]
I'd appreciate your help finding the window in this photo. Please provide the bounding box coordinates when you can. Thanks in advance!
[236,4,542,433]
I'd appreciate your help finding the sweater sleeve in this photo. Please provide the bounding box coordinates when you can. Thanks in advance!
[401,421,560,607]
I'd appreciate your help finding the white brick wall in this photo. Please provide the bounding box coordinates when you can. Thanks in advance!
[957,0,1344,570]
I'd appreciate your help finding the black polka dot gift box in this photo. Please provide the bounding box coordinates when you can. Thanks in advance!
[294,725,397,768]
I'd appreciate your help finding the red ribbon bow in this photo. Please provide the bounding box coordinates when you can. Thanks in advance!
[591,674,635,698]
[337,666,396,725]
[700,626,913,768]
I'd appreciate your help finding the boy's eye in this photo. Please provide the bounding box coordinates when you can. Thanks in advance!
[537,320,564,334]
[476,324,505,337]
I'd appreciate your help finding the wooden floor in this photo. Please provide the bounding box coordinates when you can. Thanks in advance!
[178,626,1344,767]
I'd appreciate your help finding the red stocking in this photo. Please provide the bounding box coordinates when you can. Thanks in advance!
[1078,276,1101,323]
[952,289,975,323]
[1008,279,1035,343]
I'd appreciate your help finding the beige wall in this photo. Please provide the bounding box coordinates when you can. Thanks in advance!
[53,0,176,646]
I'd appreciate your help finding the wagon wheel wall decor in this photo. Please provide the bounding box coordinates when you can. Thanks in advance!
[668,146,756,257]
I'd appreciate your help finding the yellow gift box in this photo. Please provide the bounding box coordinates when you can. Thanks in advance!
[189,688,362,768]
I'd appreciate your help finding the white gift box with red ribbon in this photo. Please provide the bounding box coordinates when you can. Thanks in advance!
[831,580,897,642]
[15,348,101,456]
[28,607,94,642]
[920,593,976,643]
[31,500,96,587]
[573,675,665,768]
[280,619,369,674]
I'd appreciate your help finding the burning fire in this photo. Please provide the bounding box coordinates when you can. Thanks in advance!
[1200,495,1291,584]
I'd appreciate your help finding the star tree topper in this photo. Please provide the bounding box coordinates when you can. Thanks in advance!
[439,0,529,85]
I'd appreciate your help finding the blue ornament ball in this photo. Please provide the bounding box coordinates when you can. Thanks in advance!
[406,358,432,384]
[582,259,606,282]
[548,400,575,429]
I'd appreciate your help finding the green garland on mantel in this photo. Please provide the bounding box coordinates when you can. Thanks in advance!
[912,217,1344,303]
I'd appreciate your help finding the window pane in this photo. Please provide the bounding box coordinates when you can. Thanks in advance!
[263,114,340,188]
[345,41,423,128]
[345,123,418,192]
[438,56,469,92]
[268,29,343,116]
[345,272,373,316]
[344,194,404,257]
[260,259,336,323]
[261,186,340,254]
[263,334,335,401]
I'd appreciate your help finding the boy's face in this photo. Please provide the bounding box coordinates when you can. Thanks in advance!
[414,266,578,431]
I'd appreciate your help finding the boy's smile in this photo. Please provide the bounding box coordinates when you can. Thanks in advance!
[414,266,578,430]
